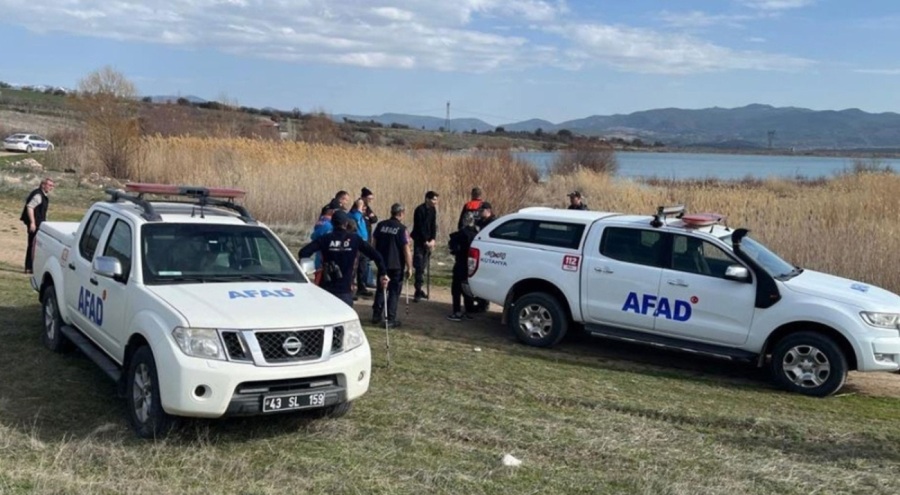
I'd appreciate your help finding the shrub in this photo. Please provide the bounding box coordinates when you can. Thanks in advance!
[552,142,618,175]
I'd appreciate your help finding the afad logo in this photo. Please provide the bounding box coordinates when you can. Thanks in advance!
[78,286,104,326]
[622,292,693,322]
[229,288,296,299]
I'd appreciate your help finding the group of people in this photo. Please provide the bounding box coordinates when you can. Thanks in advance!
[19,177,585,327]
[296,186,499,327]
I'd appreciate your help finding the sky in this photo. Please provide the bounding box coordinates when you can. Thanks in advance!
[1,0,899,124]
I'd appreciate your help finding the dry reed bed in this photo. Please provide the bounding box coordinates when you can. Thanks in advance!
[125,137,900,291]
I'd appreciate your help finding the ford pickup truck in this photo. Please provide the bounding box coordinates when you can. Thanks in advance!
[465,205,900,397]
[30,183,371,437]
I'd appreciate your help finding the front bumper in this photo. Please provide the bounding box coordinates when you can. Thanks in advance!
[862,336,900,371]
[3,142,26,151]
[156,341,371,418]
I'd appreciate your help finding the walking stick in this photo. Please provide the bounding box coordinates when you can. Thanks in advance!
[426,250,431,299]
[405,273,410,317]
[383,283,391,367]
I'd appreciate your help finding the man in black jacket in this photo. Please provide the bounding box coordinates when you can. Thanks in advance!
[20,177,54,274]
[410,190,439,302]
[372,203,413,328]
[567,191,588,210]
[298,210,387,307]
[446,216,478,321]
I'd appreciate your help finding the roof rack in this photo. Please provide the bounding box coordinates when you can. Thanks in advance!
[650,204,684,227]
[105,183,256,224]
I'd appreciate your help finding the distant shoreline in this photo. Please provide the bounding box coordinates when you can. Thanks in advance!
[614,146,900,159]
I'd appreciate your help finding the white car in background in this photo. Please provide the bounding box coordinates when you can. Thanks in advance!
[3,133,54,153]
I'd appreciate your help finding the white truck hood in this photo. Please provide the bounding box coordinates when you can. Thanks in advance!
[147,282,359,329]
[782,270,900,311]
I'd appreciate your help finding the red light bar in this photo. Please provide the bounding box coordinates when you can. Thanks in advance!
[681,213,726,228]
[125,183,246,199]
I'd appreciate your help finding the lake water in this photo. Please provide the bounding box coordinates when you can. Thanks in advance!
[516,151,900,180]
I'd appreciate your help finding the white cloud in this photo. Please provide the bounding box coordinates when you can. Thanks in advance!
[659,10,752,28]
[854,69,900,75]
[738,0,816,11]
[557,23,813,74]
[0,0,810,75]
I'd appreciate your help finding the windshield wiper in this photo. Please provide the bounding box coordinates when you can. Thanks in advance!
[153,276,210,284]
[776,266,804,281]
[214,274,294,282]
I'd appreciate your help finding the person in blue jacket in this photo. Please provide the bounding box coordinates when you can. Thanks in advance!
[298,210,387,307]
[349,198,373,297]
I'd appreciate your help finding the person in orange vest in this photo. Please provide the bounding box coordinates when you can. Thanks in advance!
[457,186,484,231]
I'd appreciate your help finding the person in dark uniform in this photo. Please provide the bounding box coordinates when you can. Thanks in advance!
[298,210,387,307]
[475,201,496,231]
[372,203,413,328]
[446,215,479,321]
[411,190,439,302]
[20,177,54,274]
[567,191,588,210]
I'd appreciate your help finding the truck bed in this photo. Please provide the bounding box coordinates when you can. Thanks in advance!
[41,221,79,247]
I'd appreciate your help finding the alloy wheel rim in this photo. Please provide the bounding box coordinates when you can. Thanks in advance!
[782,344,831,388]
[44,298,56,340]
[519,304,553,340]
[132,363,153,423]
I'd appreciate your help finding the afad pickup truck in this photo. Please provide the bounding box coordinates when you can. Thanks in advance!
[30,183,371,438]
[466,205,900,397]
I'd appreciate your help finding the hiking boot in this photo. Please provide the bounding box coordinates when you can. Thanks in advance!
[463,313,474,320]
[371,315,383,325]
[414,290,429,302]
[446,312,463,322]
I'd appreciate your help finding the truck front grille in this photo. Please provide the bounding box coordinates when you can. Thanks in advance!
[255,329,324,363]
[332,326,344,353]
[222,331,250,361]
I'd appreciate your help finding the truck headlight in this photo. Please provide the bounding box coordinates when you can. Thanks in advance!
[172,327,226,360]
[341,319,366,351]
[860,312,900,330]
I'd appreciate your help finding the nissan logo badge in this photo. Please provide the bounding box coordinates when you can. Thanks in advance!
[282,336,303,356]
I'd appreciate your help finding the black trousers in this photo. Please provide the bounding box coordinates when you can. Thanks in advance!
[451,265,475,314]
[25,229,37,271]
[356,254,370,291]
[413,243,430,293]
[373,269,403,322]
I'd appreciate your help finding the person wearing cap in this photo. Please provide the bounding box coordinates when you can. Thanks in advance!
[567,191,588,210]
[458,186,484,230]
[475,201,495,230]
[371,203,413,328]
[411,190,439,302]
[360,187,378,238]
[298,210,387,307]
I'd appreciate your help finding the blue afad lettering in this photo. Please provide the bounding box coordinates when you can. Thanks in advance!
[229,288,296,299]
[77,287,104,326]
[621,292,691,322]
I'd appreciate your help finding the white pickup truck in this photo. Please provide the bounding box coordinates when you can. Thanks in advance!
[466,205,900,397]
[30,183,371,438]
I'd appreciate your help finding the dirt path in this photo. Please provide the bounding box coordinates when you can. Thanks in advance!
[1,206,896,398]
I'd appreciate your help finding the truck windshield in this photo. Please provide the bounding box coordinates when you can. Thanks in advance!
[141,224,305,285]
[720,234,799,279]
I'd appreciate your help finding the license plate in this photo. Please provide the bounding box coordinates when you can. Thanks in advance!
[262,391,326,412]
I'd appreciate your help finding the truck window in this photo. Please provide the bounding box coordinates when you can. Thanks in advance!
[489,219,585,249]
[103,220,133,282]
[79,211,111,261]
[600,227,664,267]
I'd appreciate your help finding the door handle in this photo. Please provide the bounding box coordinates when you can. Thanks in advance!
[68,263,75,271]
[593,267,614,274]
[89,278,98,286]
[667,279,689,287]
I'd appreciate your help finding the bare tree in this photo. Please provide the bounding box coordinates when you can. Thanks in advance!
[74,66,140,178]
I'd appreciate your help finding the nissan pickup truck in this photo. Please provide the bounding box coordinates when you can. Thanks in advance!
[465,205,900,397]
[30,183,371,438]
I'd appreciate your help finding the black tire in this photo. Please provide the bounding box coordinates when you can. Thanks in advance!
[41,285,70,353]
[508,292,568,347]
[126,346,176,439]
[314,401,353,419]
[26,145,32,153]
[770,331,848,397]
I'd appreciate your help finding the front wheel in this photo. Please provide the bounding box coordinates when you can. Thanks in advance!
[508,292,568,347]
[42,286,70,353]
[25,145,33,153]
[126,346,176,438]
[770,331,848,397]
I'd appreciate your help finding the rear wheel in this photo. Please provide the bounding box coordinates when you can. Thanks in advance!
[126,346,176,438]
[41,286,70,353]
[508,292,568,347]
[770,331,848,397]
[25,145,32,153]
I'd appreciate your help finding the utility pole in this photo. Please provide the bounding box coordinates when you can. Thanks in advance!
[767,130,775,149]
[445,101,450,132]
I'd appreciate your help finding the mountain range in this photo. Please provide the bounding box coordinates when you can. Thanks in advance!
[336,104,900,149]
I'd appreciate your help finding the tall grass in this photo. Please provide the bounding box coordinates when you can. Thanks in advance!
[130,137,537,238]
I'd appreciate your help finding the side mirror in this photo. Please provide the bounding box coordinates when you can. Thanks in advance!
[724,264,751,283]
[93,256,123,280]
[299,258,316,278]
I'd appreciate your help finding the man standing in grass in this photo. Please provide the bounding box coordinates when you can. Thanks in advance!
[567,191,588,210]
[372,203,412,328]
[20,177,54,274]
[411,190,439,302]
